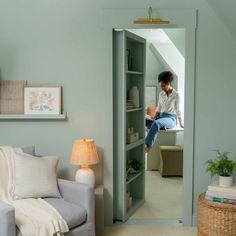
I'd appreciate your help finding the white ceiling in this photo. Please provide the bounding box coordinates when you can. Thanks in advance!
[127,29,172,43]
[128,28,185,57]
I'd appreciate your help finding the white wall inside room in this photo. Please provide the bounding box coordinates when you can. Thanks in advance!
[0,0,236,226]
[163,29,185,57]
[146,42,165,87]
[145,41,165,102]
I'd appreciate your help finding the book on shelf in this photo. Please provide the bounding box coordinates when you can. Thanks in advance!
[208,181,236,195]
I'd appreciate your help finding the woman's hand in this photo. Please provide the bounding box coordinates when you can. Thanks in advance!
[153,111,159,119]
[178,117,184,128]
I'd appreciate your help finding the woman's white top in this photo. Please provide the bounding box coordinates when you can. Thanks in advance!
[157,89,182,117]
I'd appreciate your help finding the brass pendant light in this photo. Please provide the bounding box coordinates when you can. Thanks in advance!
[134,7,170,25]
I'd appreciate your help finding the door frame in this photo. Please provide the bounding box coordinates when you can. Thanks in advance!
[101,8,197,226]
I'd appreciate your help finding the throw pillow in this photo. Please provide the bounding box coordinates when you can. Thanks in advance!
[11,150,61,199]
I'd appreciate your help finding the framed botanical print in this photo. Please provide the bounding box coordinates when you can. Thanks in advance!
[24,86,61,115]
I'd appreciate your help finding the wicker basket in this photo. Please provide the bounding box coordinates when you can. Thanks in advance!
[198,193,236,236]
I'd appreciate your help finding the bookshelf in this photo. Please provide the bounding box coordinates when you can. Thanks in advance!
[113,30,146,221]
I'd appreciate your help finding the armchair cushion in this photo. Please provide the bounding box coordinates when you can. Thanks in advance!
[58,179,95,236]
[44,198,87,229]
[2,180,95,236]
[16,198,87,236]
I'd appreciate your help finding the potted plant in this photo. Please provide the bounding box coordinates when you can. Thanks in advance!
[126,159,143,180]
[206,150,236,187]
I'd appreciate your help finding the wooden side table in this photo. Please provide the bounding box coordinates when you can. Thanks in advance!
[198,193,236,236]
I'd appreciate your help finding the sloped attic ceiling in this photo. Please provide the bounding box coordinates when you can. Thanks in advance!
[206,0,236,40]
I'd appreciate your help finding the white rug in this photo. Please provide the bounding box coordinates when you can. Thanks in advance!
[130,171,182,219]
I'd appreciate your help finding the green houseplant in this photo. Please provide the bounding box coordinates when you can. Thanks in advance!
[206,150,236,187]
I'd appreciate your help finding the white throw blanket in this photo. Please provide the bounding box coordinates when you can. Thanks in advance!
[0,146,69,236]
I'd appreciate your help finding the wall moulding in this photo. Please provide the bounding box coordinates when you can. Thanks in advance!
[101,8,197,226]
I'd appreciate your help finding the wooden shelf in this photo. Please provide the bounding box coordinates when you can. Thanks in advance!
[127,70,143,75]
[0,112,67,120]
[126,107,143,113]
[126,198,145,219]
[126,171,143,185]
[126,138,145,151]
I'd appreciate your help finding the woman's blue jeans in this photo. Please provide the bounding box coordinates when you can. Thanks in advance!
[145,112,176,146]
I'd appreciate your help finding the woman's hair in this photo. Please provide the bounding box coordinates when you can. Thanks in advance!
[158,71,174,84]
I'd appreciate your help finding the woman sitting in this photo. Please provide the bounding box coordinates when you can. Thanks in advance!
[145,71,184,153]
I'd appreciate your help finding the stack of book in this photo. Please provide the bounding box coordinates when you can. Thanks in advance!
[206,181,236,205]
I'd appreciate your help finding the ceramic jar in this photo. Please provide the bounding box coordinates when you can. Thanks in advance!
[129,86,140,108]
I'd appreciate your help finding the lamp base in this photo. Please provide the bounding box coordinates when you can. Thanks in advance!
[75,167,95,187]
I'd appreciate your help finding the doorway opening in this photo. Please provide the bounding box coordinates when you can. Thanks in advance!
[129,28,185,224]
[113,28,185,225]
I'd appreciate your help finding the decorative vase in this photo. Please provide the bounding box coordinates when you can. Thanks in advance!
[129,86,139,108]
[219,176,233,187]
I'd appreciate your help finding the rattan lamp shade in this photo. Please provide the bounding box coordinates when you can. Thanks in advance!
[70,139,99,166]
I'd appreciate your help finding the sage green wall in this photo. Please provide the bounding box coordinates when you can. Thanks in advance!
[0,0,236,226]
[191,4,236,217]
[205,0,236,40]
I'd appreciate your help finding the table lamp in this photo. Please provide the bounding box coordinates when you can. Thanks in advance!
[70,139,99,186]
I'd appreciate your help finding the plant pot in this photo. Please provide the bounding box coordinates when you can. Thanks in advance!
[219,176,233,187]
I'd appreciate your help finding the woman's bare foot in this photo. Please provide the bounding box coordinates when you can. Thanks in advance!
[145,145,151,153]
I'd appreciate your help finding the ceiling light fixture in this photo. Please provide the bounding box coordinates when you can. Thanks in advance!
[134,7,170,25]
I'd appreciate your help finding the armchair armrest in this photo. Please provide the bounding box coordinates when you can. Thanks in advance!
[58,179,95,223]
[0,201,16,236]
[95,185,104,236]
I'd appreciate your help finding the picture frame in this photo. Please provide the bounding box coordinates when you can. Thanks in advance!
[24,86,61,115]
[145,86,157,108]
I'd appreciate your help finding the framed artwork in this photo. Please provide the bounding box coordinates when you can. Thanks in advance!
[145,86,157,108]
[24,86,61,115]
